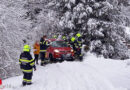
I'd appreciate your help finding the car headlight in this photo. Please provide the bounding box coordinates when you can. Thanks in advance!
[71,49,74,52]
[54,49,60,53]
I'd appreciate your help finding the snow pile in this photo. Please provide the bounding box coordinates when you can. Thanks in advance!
[2,54,130,90]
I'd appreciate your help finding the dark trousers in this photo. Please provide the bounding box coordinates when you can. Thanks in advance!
[34,54,39,64]
[77,48,83,60]
[22,72,33,86]
[40,52,45,64]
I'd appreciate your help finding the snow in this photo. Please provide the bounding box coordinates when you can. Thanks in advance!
[70,0,75,4]
[0,0,59,79]
[125,27,130,35]
[2,53,130,90]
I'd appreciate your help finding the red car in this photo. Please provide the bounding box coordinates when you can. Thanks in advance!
[46,39,74,61]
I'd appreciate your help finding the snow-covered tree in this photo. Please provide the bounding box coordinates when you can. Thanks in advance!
[57,0,130,59]
[0,0,58,79]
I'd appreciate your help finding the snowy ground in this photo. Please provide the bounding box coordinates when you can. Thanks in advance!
[2,53,130,90]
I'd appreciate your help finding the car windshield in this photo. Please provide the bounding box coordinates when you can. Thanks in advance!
[51,41,68,47]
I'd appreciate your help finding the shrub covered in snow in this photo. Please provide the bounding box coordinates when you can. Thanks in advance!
[56,0,130,59]
[0,0,58,79]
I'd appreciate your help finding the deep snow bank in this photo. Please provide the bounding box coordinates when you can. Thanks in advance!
[2,53,130,90]
[84,53,130,90]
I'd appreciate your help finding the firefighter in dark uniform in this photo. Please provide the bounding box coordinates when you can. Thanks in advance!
[70,37,78,54]
[77,37,83,60]
[53,35,58,39]
[76,33,83,60]
[40,35,48,66]
[62,35,69,44]
[76,33,81,40]
[19,44,36,86]
[62,35,66,40]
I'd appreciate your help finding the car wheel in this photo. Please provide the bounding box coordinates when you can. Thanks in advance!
[60,55,64,62]
[70,57,74,61]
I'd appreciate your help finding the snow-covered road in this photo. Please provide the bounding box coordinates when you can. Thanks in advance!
[2,54,130,90]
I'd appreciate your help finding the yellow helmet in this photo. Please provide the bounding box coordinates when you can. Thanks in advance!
[62,36,66,39]
[53,35,57,39]
[71,37,75,42]
[23,45,31,52]
[76,33,81,37]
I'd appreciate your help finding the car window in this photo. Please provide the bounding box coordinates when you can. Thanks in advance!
[51,41,68,47]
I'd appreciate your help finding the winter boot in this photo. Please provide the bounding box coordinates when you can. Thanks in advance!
[27,82,32,85]
[22,81,26,86]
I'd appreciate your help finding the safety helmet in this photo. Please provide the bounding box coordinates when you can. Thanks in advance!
[62,36,66,39]
[76,33,81,37]
[53,35,57,39]
[23,45,31,52]
[71,37,76,42]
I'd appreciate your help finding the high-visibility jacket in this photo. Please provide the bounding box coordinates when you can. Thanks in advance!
[62,36,66,40]
[33,43,40,55]
[77,37,83,49]
[53,35,57,39]
[70,40,78,50]
[77,41,82,48]
[40,38,48,52]
[19,52,35,73]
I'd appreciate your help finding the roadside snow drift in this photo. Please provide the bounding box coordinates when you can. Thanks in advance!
[2,53,130,90]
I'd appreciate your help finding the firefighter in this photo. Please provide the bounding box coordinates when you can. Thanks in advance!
[62,35,66,40]
[33,41,40,65]
[62,35,69,44]
[19,45,36,86]
[53,35,58,39]
[70,37,78,54]
[76,33,81,39]
[40,35,48,66]
[76,33,81,41]
[77,37,83,61]
[76,33,83,60]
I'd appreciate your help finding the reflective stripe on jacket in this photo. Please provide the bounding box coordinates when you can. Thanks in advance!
[40,38,48,52]
[19,52,35,73]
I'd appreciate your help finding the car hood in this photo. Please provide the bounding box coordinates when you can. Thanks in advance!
[53,47,72,51]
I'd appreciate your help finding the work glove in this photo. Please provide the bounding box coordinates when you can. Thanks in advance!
[34,67,36,71]
[34,66,36,71]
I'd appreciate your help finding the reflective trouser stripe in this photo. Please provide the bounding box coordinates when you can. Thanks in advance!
[41,61,44,64]
[23,79,32,83]
[26,80,32,83]
[80,54,83,56]
[40,50,46,52]
[23,79,27,82]
[22,69,33,73]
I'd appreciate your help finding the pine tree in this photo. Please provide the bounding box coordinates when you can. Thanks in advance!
[57,0,130,59]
